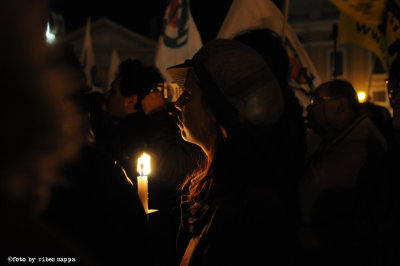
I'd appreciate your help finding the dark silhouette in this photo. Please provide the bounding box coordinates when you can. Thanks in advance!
[0,1,96,264]
[359,101,392,143]
[377,53,400,266]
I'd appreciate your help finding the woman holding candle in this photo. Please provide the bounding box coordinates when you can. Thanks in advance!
[169,39,295,266]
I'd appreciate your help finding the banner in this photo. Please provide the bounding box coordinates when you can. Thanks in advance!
[330,0,386,25]
[106,48,120,92]
[217,0,322,94]
[333,0,400,72]
[155,0,202,82]
[80,18,103,93]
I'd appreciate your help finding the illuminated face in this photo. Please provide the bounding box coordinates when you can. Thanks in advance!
[174,70,217,154]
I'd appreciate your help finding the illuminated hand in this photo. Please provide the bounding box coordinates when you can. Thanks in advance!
[142,91,167,115]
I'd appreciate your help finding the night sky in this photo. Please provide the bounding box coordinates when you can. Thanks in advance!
[49,0,168,39]
[50,0,284,42]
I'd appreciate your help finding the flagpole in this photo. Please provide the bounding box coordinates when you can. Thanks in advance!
[281,0,290,41]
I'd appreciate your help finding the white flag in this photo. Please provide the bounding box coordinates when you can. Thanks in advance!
[81,18,103,93]
[106,48,120,92]
[217,0,321,94]
[155,0,202,82]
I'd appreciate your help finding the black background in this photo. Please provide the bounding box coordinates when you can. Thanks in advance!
[49,0,284,42]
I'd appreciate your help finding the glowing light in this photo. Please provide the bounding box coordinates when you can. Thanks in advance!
[357,91,367,102]
[46,22,55,44]
[137,153,151,214]
[137,153,151,176]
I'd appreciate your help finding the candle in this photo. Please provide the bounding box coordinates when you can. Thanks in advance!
[137,153,151,214]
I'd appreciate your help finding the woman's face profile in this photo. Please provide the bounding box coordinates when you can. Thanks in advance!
[174,70,217,155]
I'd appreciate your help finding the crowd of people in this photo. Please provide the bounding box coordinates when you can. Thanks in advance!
[1,1,400,266]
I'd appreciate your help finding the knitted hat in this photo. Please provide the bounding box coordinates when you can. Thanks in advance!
[167,39,284,126]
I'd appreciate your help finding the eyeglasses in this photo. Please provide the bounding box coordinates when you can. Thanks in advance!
[153,82,184,102]
[309,95,338,106]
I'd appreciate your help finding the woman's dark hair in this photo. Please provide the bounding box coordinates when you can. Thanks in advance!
[116,59,164,110]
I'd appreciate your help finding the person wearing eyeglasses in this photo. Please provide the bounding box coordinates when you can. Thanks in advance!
[298,79,387,266]
[305,80,362,141]
[105,59,205,266]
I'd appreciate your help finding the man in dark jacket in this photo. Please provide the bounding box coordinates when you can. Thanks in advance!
[104,59,203,266]
[105,59,200,186]
[299,79,387,266]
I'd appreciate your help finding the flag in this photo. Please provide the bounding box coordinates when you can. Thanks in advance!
[106,48,120,92]
[338,13,389,70]
[80,18,103,93]
[155,0,202,83]
[330,0,386,25]
[217,0,322,95]
[332,0,400,72]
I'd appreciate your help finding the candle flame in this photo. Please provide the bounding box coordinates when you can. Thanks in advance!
[137,153,151,176]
